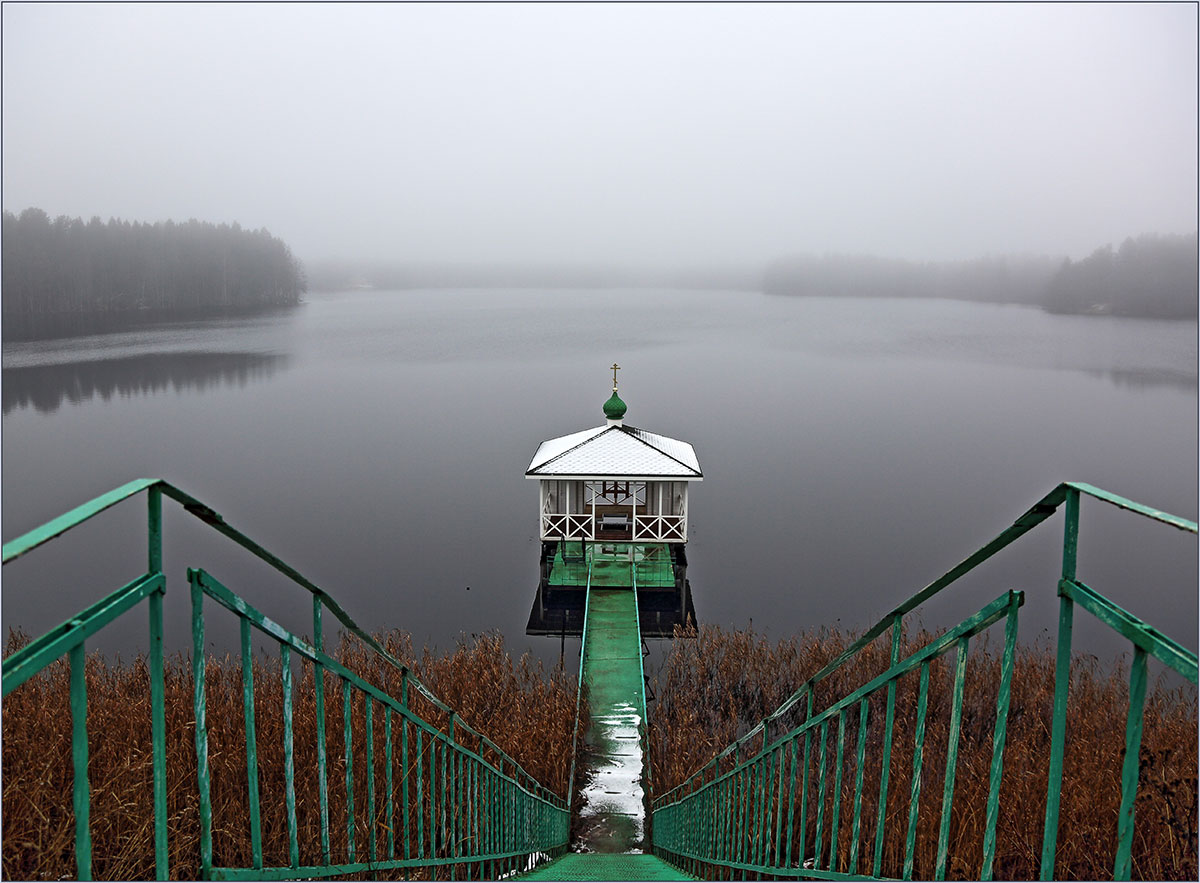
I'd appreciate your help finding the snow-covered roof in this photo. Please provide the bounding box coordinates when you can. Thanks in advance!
[526,424,702,479]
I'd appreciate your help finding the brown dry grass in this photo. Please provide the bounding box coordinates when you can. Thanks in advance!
[5,620,1195,881]
[648,623,1198,880]
[1,630,578,881]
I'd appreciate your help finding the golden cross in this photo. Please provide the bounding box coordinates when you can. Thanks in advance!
[611,362,620,390]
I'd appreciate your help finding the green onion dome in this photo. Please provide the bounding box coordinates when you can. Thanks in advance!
[603,390,627,420]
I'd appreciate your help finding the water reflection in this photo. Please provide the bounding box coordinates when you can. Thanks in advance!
[1,291,1194,664]
[2,351,290,415]
[1,304,300,343]
[1087,367,1198,392]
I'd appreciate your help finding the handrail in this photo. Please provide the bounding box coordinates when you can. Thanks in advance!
[2,572,165,696]
[633,562,650,729]
[190,567,567,879]
[1067,480,1199,532]
[632,556,654,844]
[2,477,162,561]
[656,481,1197,803]
[653,591,1025,880]
[564,557,595,827]
[2,477,546,794]
[3,478,571,881]
[650,482,1197,881]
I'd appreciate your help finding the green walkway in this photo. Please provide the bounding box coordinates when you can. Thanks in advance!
[575,587,649,853]
[522,583,694,879]
[519,852,692,880]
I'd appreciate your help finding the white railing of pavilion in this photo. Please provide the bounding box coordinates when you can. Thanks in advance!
[633,514,685,542]
[541,513,594,540]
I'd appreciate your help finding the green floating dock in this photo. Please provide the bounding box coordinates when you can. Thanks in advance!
[518,852,693,880]
[548,543,676,588]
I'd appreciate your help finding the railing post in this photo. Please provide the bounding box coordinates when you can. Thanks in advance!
[282,645,299,868]
[385,707,395,861]
[1041,487,1079,880]
[344,679,356,861]
[147,483,168,881]
[935,636,971,879]
[799,686,815,869]
[149,586,167,880]
[190,570,213,880]
[240,618,263,870]
[69,641,92,881]
[1061,486,1080,584]
[366,697,377,863]
[1113,646,1149,881]
[147,484,162,575]
[981,594,1020,880]
[873,614,903,877]
[401,668,410,862]
[312,597,331,864]
[784,699,802,869]
[849,697,869,874]
[448,712,456,880]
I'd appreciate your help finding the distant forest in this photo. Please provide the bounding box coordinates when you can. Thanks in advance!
[1,208,306,319]
[764,233,1198,319]
[1043,233,1198,319]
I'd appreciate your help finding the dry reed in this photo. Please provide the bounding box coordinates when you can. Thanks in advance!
[648,623,1198,881]
[1,629,578,881]
[5,621,1195,881]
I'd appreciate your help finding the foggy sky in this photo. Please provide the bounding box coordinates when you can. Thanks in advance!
[3,2,1196,267]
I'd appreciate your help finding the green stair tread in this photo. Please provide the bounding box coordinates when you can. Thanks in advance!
[519,853,694,881]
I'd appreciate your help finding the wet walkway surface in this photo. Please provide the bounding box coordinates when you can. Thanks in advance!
[518,588,698,880]
[575,587,648,853]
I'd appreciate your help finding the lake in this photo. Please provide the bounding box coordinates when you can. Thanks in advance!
[2,289,1196,673]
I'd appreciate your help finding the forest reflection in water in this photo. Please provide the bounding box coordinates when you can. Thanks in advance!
[1086,367,1198,392]
[2,351,290,415]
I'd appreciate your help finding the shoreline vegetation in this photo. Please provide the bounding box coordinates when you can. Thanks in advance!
[1,208,306,341]
[762,232,1198,320]
[302,232,1199,324]
[3,625,1195,880]
[2,206,1194,342]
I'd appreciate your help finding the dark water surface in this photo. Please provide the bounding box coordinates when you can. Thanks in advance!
[2,290,1196,672]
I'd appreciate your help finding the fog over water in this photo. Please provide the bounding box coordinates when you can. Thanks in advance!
[3,292,1196,672]
[2,3,1196,266]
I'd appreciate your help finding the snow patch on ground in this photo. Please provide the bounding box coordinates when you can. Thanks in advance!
[497,851,554,879]
[578,700,646,842]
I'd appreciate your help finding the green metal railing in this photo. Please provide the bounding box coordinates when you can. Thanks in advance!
[2,478,569,881]
[633,558,654,832]
[565,561,595,833]
[650,482,1197,881]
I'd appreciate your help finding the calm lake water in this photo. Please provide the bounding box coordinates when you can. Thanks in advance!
[2,289,1197,673]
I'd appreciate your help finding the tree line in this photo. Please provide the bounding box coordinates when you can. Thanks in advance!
[1043,232,1197,319]
[763,252,1062,305]
[1,208,306,317]
[763,233,1198,319]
